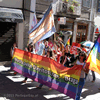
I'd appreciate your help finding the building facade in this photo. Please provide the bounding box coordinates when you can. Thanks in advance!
[0,0,24,61]
[32,0,98,44]
[0,0,98,61]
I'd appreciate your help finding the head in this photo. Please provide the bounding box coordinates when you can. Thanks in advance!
[80,44,84,49]
[79,51,87,62]
[13,43,17,48]
[45,41,48,46]
[28,44,33,52]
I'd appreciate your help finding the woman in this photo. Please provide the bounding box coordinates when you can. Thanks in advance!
[10,43,17,75]
[36,50,54,90]
[75,51,87,100]
[10,43,17,58]
[22,44,34,83]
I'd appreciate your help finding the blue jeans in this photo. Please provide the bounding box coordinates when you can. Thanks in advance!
[75,78,85,100]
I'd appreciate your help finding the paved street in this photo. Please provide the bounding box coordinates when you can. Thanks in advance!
[0,62,100,100]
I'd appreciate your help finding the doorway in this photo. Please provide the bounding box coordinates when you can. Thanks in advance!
[0,22,16,61]
[76,23,88,43]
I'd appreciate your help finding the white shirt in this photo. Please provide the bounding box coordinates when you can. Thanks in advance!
[76,60,85,78]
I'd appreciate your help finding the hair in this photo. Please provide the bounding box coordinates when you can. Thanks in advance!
[27,44,33,52]
[80,51,87,62]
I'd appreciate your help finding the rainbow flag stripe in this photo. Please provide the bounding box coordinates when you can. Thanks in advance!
[86,35,100,74]
[11,48,83,99]
[67,38,70,45]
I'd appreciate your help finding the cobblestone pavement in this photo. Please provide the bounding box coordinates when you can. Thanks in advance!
[0,62,100,100]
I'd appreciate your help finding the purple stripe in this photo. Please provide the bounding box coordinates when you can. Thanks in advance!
[11,66,76,99]
[11,62,77,93]
[97,35,100,43]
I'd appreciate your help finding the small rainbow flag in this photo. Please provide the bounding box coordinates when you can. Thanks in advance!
[86,35,100,74]
[11,48,83,99]
[66,38,70,45]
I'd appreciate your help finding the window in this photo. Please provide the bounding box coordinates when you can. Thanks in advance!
[98,0,100,12]
[82,0,91,8]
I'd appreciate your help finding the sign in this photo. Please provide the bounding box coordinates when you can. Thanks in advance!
[95,28,99,34]
[70,42,81,55]
[58,17,66,24]
[94,16,100,27]
[11,48,83,99]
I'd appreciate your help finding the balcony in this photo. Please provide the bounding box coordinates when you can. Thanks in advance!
[52,0,81,18]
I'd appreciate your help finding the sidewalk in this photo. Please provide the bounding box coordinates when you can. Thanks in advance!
[0,62,100,100]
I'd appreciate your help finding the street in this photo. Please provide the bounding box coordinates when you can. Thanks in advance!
[0,62,100,100]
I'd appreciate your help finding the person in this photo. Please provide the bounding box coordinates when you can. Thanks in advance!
[43,41,49,56]
[75,48,82,60]
[75,51,87,100]
[48,38,53,49]
[22,44,34,83]
[91,71,95,82]
[85,47,96,82]
[10,43,17,75]
[36,50,54,90]
[10,43,17,58]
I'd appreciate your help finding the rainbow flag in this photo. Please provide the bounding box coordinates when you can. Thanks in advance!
[86,35,100,74]
[28,4,56,44]
[11,48,83,99]
[66,38,70,45]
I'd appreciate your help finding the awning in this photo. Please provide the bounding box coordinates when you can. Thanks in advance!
[0,7,23,23]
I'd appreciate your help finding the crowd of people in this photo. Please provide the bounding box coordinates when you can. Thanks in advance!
[10,36,96,100]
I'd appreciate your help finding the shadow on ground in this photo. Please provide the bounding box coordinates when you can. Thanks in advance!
[0,63,100,100]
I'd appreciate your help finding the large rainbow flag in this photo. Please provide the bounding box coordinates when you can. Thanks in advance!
[11,48,83,99]
[86,35,100,74]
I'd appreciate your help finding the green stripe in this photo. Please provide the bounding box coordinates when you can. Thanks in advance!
[93,47,97,55]
[97,52,100,61]
[12,59,78,87]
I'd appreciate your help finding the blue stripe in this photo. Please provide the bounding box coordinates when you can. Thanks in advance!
[93,40,100,53]
[28,4,52,34]
[11,62,77,93]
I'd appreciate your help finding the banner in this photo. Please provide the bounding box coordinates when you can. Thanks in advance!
[86,35,100,74]
[11,48,83,99]
[70,42,81,55]
[28,4,56,44]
